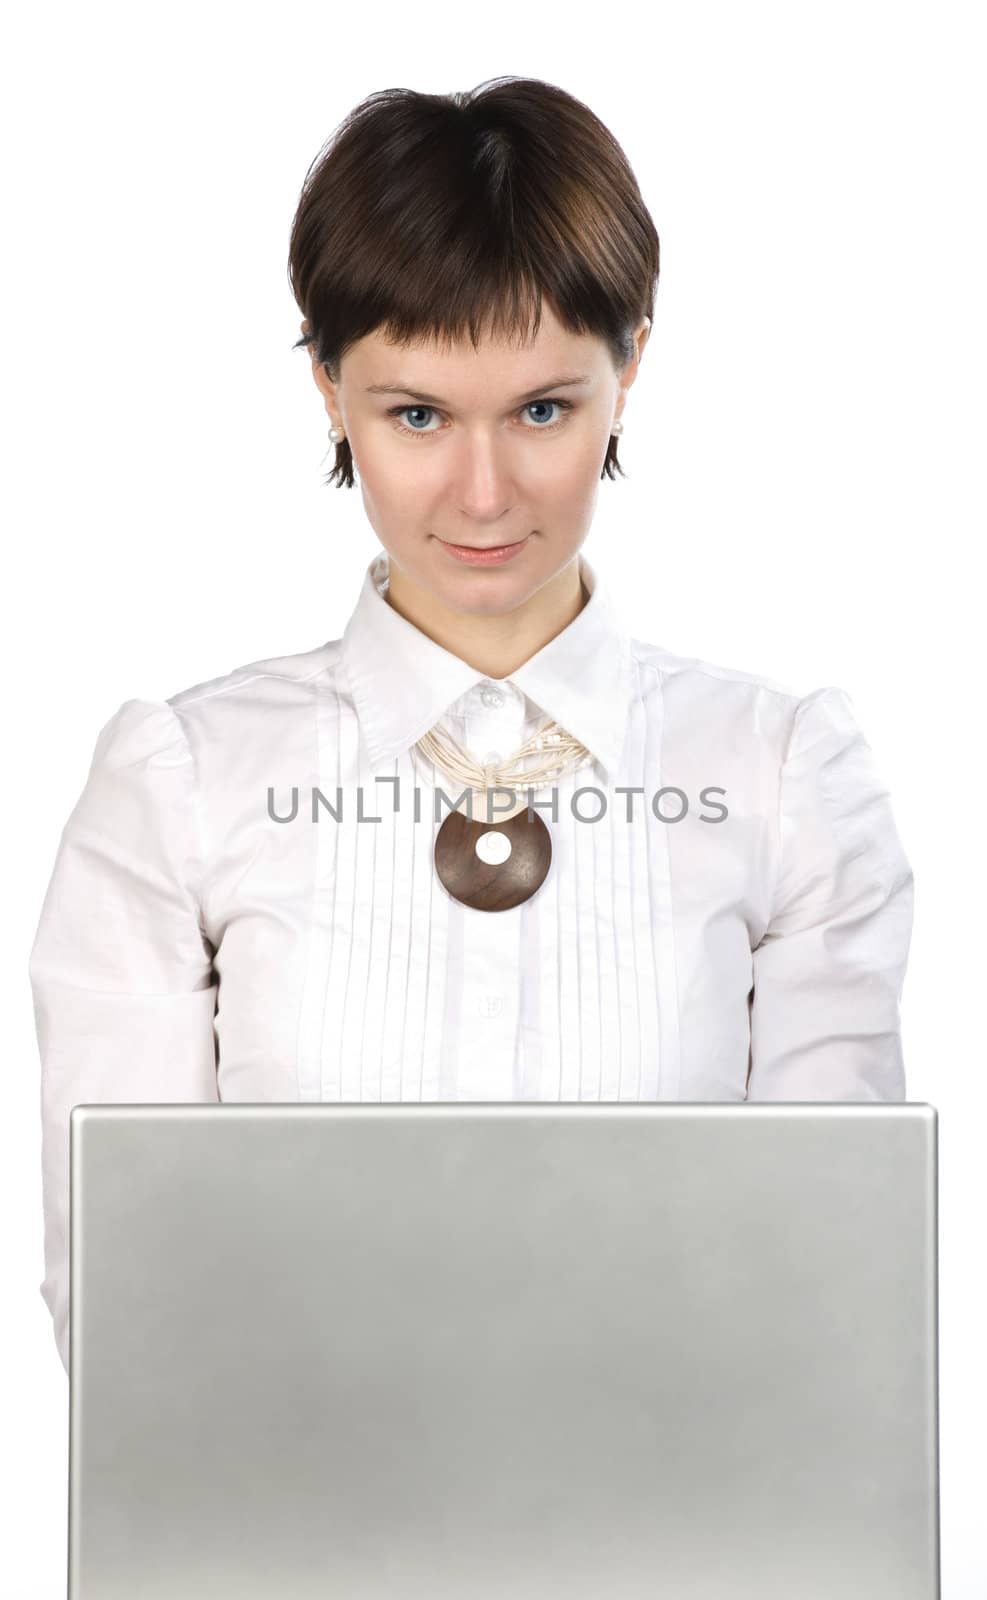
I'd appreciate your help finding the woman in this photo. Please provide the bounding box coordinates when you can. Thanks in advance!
[28,77,914,1375]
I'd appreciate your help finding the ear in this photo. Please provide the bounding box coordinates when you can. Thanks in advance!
[611,317,651,430]
[301,321,340,414]
[620,316,652,389]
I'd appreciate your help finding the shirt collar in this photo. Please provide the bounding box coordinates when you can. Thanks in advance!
[339,548,635,783]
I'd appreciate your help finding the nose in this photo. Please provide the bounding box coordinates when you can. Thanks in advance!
[453,430,521,522]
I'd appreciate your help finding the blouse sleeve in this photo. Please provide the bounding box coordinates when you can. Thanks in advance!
[747,687,914,1102]
[28,698,219,1375]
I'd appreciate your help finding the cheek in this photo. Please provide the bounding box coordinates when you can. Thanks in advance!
[357,457,440,539]
[533,439,602,502]
[356,432,443,498]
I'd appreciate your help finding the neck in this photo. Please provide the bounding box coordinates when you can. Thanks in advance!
[383,555,588,679]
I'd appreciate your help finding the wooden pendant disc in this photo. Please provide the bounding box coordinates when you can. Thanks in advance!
[434,806,552,911]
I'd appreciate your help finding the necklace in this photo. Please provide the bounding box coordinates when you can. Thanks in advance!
[413,720,594,911]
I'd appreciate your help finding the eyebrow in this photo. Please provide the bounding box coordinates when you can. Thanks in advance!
[364,374,593,407]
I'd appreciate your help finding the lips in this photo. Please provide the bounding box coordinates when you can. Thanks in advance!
[442,538,526,551]
[438,532,532,566]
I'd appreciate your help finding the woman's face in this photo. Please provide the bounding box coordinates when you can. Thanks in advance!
[306,301,650,620]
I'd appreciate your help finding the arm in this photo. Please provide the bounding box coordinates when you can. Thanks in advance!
[747,687,914,1101]
[28,698,219,1375]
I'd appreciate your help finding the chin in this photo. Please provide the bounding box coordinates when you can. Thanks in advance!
[438,568,535,613]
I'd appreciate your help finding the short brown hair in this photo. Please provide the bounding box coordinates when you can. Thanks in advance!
[287,76,660,488]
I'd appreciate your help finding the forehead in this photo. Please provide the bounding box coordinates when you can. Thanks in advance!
[347,304,608,397]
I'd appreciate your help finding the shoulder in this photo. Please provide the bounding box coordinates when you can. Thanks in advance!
[82,639,343,777]
[631,635,803,728]
[167,637,341,715]
[149,637,346,791]
[631,636,801,701]
[158,636,342,749]
[628,638,859,759]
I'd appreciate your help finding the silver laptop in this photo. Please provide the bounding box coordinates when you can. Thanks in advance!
[68,1104,940,1599]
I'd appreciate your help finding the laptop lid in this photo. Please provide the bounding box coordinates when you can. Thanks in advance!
[68,1103,939,1599]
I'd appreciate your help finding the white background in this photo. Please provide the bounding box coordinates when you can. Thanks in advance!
[2,3,983,1593]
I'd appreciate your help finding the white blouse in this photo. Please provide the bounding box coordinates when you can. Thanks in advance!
[28,549,914,1373]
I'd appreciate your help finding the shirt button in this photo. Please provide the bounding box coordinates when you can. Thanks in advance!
[478,994,504,1017]
[480,686,504,709]
[483,749,502,765]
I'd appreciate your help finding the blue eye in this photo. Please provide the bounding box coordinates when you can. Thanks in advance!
[387,398,575,439]
[523,399,567,427]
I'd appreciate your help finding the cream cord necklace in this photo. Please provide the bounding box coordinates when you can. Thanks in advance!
[414,720,593,801]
